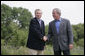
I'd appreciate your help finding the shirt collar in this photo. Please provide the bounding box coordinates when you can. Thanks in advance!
[55,17,61,22]
[37,19,41,22]
[35,17,41,21]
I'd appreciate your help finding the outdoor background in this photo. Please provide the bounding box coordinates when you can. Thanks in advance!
[1,1,84,55]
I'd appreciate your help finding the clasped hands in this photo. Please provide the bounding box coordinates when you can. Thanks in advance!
[42,36,48,42]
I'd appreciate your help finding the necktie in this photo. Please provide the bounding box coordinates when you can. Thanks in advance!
[38,19,41,27]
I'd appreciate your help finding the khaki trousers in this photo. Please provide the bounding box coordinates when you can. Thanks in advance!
[28,48,44,55]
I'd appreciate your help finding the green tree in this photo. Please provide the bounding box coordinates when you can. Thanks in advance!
[72,23,84,46]
[12,7,33,29]
[1,4,12,39]
[72,23,84,41]
[1,4,33,46]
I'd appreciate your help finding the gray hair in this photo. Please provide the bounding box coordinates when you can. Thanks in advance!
[35,9,42,14]
[53,8,61,16]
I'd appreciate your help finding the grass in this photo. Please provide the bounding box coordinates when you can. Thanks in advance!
[44,45,84,55]
[44,45,54,55]
[1,45,84,55]
[71,46,84,55]
[1,45,29,55]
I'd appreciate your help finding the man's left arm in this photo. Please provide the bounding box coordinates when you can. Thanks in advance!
[67,20,74,49]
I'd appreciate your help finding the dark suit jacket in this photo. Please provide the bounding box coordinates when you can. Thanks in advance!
[26,17,45,50]
[48,18,73,51]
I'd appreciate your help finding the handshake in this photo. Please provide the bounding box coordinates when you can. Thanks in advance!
[42,36,48,42]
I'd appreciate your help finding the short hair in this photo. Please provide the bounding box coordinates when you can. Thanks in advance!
[53,8,61,16]
[35,9,42,14]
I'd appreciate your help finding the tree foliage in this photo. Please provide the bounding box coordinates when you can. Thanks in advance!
[1,4,33,46]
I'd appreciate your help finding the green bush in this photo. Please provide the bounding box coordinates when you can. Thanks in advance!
[1,39,5,45]
[76,38,84,47]
[7,28,28,47]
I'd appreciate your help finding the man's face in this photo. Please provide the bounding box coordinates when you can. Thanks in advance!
[35,11,42,19]
[52,10,59,20]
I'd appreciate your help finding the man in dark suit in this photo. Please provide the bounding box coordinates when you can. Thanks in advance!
[48,8,73,55]
[26,9,47,55]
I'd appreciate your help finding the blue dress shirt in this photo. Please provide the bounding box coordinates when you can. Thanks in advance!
[55,18,61,34]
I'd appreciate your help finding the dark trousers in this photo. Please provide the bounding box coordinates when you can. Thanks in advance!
[54,46,70,55]
[54,50,70,55]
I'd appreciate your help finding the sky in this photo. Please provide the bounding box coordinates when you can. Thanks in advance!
[1,1,84,25]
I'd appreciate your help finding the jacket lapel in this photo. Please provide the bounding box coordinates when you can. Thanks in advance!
[59,18,64,34]
[35,17,41,28]
[52,20,58,34]
[40,21,43,30]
